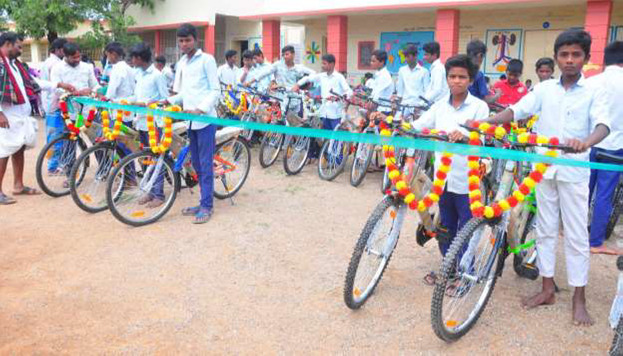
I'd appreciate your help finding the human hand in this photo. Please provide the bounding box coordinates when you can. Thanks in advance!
[0,112,9,129]
[564,138,589,153]
[184,109,204,114]
[448,130,466,143]
[57,83,76,92]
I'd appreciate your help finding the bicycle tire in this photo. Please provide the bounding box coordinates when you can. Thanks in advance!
[611,315,623,356]
[380,146,406,194]
[318,138,349,181]
[240,112,255,142]
[36,134,87,197]
[606,183,623,240]
[106,150,180,227]
[283,135,311,176]
[349,142,374,187]
[258,131,283,168]
[213,138,251,199]
[344,195,404,309]
[431,217,504,342]
[512,211,539,279]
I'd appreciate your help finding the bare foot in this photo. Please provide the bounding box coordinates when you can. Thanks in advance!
[590,245,622,256]
[521,289,555,309]
[572,289,594,327]
[146,198,164,209]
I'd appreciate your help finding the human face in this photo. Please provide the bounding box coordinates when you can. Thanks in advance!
[154,62,164,71]
[177,35,196,55]
[227,54,238,66]
[371,55,383,70]
[321,60,335,73]
[472,53,484,67]
[405,53,417,67]
[506,70,521,85]
[282,50,294,64]
[447,67,471,96]
[242,57,253,68]
[536,65,554,82]
[555,43,588,78]
[253,54,264,64]
[66,52,82,67]
[423,52,435,64]
[54,48,64,59]
[106,51,119,65]
[131,56,147,69]
[10,39,23,59]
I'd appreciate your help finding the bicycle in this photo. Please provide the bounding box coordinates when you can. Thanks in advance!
[588,153,623,241]
[282,92,323,175]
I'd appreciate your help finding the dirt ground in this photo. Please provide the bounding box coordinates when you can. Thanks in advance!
[1,121,621,354]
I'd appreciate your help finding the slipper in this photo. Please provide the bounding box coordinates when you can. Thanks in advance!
[192,209,212,224]
[0,194,16,205]
[13,186,41,195]
[423,271,437,286]
[182,206,201,216]
[446,280,471,298]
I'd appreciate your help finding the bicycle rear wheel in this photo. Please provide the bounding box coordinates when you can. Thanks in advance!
[350,142,374,187]
[318,138,350,181]
[344,196,405,309]
[106,150,179,227]
[240,112,255,142]
[213,138,251,199]
[259,131,283,168]
[431,217,504,342]
[512,211,539,280]
[283,135,311,176]
[611,316,623,356]
[606,183,623,240]
[36,134,87,197]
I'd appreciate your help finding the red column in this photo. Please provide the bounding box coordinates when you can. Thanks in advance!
[327,15,348,72]
[154,30,161,56]
[204,24,215,55]
[435,9,460,63]
[584,0,612,76]
[262,19,281,62]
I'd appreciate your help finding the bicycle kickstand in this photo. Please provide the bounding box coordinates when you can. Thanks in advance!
[220,177,235,206]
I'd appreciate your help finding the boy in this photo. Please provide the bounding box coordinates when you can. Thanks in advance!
[395,44,430,114]
[248,45,314,90]
[164,23,220,224]
[411,54,489,285]
[535,57,555,83]
[237,50,255,85]
[466,39,500,103]
[104,42,136,103]
[154,55,174,90]
[492,59,528,106]
[481,29,610,326]
[217,50,239,87]
[369,49,394,113]
[249,49,272,92]
[422,41,449,104]
[587,41,623,255]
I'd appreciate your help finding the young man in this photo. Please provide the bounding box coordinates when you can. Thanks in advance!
[395,44,430,112]
[50,42,99,111]
[411,54,489,285]
[154,55,174,90]
[104,42,136,103]
[587,41,623,255]
[422,41,449,104]
[237,50,255,85]
[481,29,610,326]
[535,57,555,83]
[466,40,500,103]
[492,59,528,106]
[165,23,220,224]
[248,49,272,92]
[217,50,239,87]
[369,49,394,113]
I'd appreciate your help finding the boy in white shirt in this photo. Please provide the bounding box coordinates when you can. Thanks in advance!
[423,41,450,104]
[368,49,394,113]
[104,42,136,104]
[217,50,240,87]
[483,29,610,326]
[395,44,430,118]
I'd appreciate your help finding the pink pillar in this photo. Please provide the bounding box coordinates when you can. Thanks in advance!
[584,0,612,76]
[327,15,348,72]
[262,20,281,62]
[204,24,215,55]
[154,30,161,55]
[435,9,460,63]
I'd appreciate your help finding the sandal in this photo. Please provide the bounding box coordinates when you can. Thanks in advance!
[182,206,201,216]
[192,209,213,224]
[445,279,471,298]
[423,271,438,286]
[0,193,16,205]
[12,186,41,195]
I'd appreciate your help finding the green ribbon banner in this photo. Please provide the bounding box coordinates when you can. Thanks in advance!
[71,97,623,172]
[508,239,537,255]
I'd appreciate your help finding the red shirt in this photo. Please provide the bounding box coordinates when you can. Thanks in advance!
[493,79,528,105]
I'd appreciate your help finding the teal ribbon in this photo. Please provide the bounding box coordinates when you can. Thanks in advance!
[71,97,623,172]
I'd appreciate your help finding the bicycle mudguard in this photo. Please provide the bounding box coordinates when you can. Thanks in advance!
[175,146,189,173]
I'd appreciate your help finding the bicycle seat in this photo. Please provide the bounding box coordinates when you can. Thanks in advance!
[216,126,243,145]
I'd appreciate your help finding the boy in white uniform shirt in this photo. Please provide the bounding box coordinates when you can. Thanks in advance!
[368,50,394,113]
[422,41,449,104]
[249,49,272,92]
[217,50,240,87]
[395,44,430,114]
[483,29,610,326]
[104,42,136,105]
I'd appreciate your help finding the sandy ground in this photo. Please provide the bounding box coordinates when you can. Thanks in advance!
[1,120,622,354]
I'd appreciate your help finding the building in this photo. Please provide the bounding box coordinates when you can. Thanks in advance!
[127,0,623,83]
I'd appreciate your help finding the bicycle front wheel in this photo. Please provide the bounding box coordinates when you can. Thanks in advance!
[318,138,350,181]
[431,217,504,342]
[106,150,180,227]
[240,112,256,142]
[343,195,405,309]
[214,138,251,199]
[259,131,284,168]
[283,135,311,176]
[36,134,86,197]
[606,183,623,240]
[350,142,374,187]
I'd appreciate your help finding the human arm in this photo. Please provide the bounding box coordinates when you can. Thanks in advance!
[411,104,437,131]
[395,69,405,99]
[197,54,220,113]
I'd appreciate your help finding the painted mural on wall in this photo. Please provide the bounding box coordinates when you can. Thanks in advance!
[305,41,321,64]
[379,31,435,74]
[483,29,523,76]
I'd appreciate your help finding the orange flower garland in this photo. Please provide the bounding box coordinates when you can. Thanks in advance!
[101,109,124,141]
[146,104,182,154]
[59,100,81,137]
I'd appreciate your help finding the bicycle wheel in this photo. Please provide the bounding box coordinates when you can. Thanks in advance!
[259,131,283,168]
[380,147,406,194]
[350,142,374,187]
[606,183,623,240]
[70,142,124,213]
[318,138,350,181]
[106,150,180,227]
[611,316,623,356]
[213,138,251,199]
[512,211,539,279]
[283,135,311,176]
[240,112,255,142]
[36,134,87,197]
[431,217,504,342]
[344,195,405,309]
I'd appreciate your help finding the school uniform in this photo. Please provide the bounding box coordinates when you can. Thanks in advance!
[424,59,449,104]
[396,63,430,114]
[370,67,394,113]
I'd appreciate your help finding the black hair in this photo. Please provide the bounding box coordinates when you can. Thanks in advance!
[364,72,373,80]
[506,59,523,73]
[500,74,507,80]
[554,29,591,57]
[63,42,80,56]
[50,38,68,52]
[281,45,295,55]
[535,57,555,71]
[321,53,335,64]
[525,79,532,84]
[242,50,253,60]
[105,41,125,57]
[155,55,166,65]
[81,54,92,63]
[129,42,152,63]
[0,32,19,47]
[252,48,264,57]
[466,39,487,57]
[423,41,441,57]
[177,23,197,40]
[604,41,623,66]
[371,49,388,65]
[485,76,491,84]
[225,49,238,60]
[403,44,417,57]
[444,54,478,80]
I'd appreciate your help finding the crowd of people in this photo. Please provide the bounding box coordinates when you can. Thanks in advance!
[0,23,621,327]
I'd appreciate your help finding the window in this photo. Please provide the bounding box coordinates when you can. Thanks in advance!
[358,41,375,70]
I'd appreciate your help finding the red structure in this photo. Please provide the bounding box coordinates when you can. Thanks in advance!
[262,20,282,62]
[327,16,348,72]
[584,0,612,76]
[435,9,460,63]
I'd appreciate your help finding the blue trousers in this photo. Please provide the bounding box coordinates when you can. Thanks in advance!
[45,111,65,171]
[189,125,216,209]
[138,131,165,200]
[589,147,623,247]
[438,188,473,256]
[310,117,341,158]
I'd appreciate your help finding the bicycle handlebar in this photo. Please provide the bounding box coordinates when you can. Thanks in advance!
[459,124,575,153]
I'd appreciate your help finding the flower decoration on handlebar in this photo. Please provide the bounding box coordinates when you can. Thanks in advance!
[59,99,97,139]
[224,88,248,116]
[467,121,560,219]
[146,104,182,154]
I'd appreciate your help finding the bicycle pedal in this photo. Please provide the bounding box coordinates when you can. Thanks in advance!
[416,225,436,247]
[517,263,539,280]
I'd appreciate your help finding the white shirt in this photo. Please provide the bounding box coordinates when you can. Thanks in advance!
[424,59,450,104]
[50,60,99,113]
[297,71,353,119]
[510,76,610,183]
[371,67,394,112]
[123,65,169,131]
[106,61,136,101]
[160,65,174,89]
[40,53,62,114]
[169,49,219,130]
[248,62,272,91]
[254,60,315,90]
[396,63,430,105]
[413,93,490,194]
[586,66,623,151]
[217,63,240,87]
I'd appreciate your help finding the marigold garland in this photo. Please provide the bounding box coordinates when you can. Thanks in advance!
[225,91,248,115]
[101,109,124,141]
[146,104,181,154]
